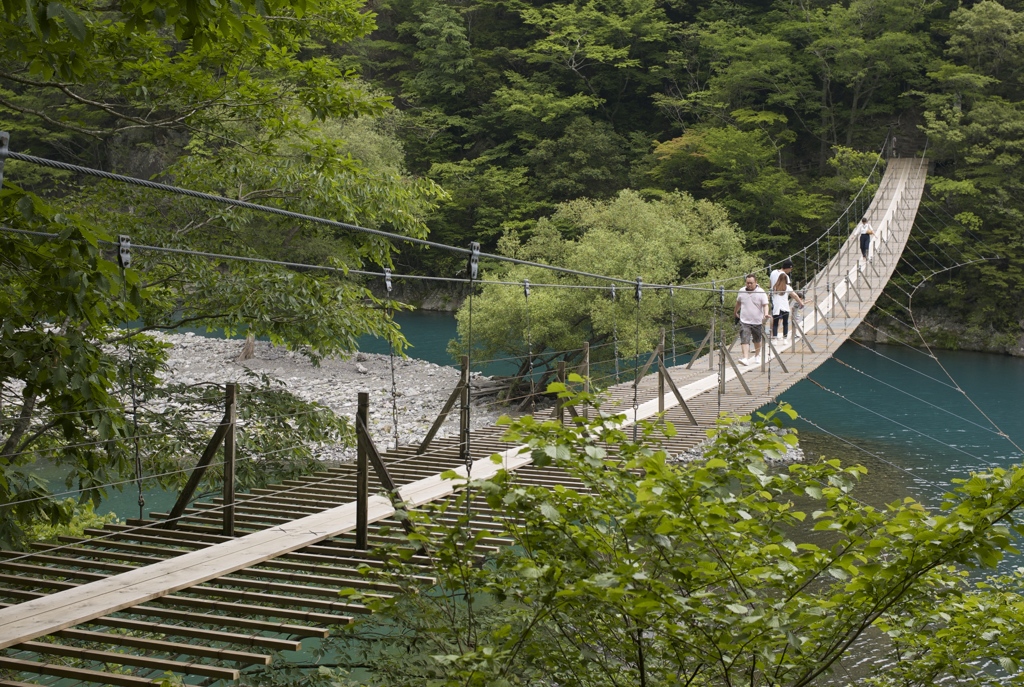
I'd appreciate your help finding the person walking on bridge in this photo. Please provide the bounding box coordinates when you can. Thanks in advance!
[769,258,793,296]
[735,274,770,365]
[771,271,805,341]
[857,217,874,263]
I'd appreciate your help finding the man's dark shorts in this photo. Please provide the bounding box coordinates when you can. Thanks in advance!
[739,322,763,345]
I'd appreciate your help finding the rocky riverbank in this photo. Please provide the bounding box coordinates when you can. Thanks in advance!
[154,332,805,466]
[155,333,508,463]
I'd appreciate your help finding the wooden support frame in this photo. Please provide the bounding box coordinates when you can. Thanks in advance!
[832,286,851,318]
[418,356,468,455]
[223,383,237,537]
[814,303,836,335]
[658,362,698,425]
[556,361,566,425]
[356,393,370,550]
[634,342,663,387]
[686,319,714,370]
[765,336,789,373]
[720,345,753,396]
[356,406,416,537]
[792,316,816,353]
[579,342,590,420]
[458,355,471,470]
[657,329,666,415]
[165,384,236,529]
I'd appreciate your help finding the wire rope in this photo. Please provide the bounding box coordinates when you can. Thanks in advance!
[523,280,536,414]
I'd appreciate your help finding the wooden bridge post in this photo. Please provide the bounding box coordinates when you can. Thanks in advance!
[709,314,716,370]
[222,383,237,537]
[580,342,590,420]
[557,361,566,425]
[459,356,470,468]
[658,329,665,416]
[356,393,370,550]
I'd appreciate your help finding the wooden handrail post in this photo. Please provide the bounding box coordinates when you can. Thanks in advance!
[580,342,590,420]
[356,392,369,550]
[658,328,665,416]
[557,360,566,425]
[709,314,716,370]
[459,356,470,471]
[222,383,237,537]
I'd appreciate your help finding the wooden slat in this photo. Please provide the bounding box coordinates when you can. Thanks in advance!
[0,493,392,650]
[0,656,161,687]
[15,641,241,681]
[53,628,272,665]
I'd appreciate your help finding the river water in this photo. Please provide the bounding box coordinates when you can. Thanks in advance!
[98,312,1024,535]
[366,312,1024,510]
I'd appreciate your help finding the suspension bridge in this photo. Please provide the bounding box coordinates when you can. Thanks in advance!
[0,154,929,685]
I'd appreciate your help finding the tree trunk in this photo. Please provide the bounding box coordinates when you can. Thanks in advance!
[1,391,37,459]
[236,333,256,362]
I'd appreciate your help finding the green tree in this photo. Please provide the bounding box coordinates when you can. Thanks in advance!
[449,190,757,378]
[0,0,445,545]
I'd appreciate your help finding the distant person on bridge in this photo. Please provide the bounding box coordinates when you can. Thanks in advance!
[857,217,874,262]
[769,259,793,295]
[771,271,805,341]
[734,274,770,365]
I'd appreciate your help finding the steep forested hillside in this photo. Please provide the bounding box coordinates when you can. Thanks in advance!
[2,0,1023,345]
[339,0,1024,345]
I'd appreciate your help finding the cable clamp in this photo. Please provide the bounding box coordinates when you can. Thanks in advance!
[468,241,480,280]
[634,277,642,302]
[610,285,616,302]
[523,279,530,298]
[0,131,8,187]
[118,235,131,269]
[384,267,392,294]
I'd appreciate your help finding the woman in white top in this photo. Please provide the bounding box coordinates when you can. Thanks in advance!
[771,272,805,339]
[857,217,874,260]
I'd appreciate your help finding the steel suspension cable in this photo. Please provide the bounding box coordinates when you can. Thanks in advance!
[2,150,653,288]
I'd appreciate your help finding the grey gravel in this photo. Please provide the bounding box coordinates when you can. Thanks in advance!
[154,333,508,463]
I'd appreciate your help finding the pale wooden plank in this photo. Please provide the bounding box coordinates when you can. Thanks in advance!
[0,495,393,650]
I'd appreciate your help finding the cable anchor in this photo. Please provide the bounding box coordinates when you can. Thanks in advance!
[384,267,392,295]
[117,235,132,270]
[468,241,480,280]
[634,277,642,302]
[523,279,530,298]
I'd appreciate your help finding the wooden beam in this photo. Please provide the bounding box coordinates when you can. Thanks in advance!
[223,382,237,537]
[164,409,231,528]
[417,380,464,455]
[16,640,241,681]
[0,656,160,687]
[53,628,272,666]
[659,363,698,425]
[686,325,714,370]
[720,346,753,396]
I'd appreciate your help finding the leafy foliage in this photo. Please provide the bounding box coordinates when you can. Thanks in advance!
[449,190,758,373]
[340,399,1024,686]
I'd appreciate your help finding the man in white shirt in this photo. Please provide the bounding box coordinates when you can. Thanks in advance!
[734,274,770,365]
